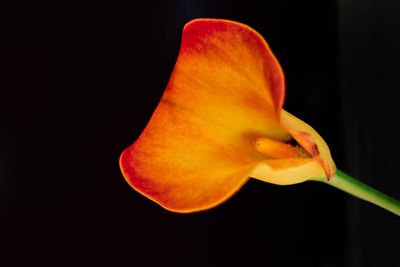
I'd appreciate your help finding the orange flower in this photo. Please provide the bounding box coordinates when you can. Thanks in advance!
[120,19,336,213]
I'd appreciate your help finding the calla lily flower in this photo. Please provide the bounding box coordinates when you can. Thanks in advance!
[120,18,335,213]
[121,19,400,215]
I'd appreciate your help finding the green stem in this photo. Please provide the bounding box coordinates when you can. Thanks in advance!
[312,169,400,216]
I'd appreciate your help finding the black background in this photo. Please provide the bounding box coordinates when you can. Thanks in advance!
[1,1,399,266]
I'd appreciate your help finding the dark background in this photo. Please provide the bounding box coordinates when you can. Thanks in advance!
[1,1,399,266]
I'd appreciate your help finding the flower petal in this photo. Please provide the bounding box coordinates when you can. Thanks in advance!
[120,18,336,212]
[120,19,291,212]
[250,158,326,185]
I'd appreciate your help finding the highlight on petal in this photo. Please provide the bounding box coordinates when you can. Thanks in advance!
[120,18,336,212]
[250,158,326,185]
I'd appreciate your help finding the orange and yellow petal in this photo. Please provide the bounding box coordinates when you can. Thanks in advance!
[120,100,260,212]
[120,18,336,212]
[120,19,292,212]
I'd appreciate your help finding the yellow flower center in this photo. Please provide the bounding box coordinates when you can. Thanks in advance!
[253,137,310,159]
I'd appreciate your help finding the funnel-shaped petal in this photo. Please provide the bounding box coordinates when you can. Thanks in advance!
[120,19,335,212]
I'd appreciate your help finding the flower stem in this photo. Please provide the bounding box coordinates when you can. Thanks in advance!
[312,169,400,216]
